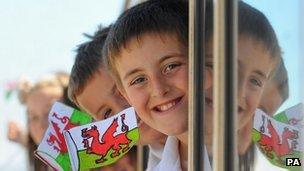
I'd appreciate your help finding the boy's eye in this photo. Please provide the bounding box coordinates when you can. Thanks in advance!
[104,109,112,119]
[206,62,213,69]
[130,76,147,86]
[205,63,213,73]
[163,63,181,74]
[250,77,262,87]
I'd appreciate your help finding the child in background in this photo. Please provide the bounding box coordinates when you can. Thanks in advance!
[103,0,212,170]
[68,25,166,170]
[7,72,69,171]
[259,57,289,115]
[203,1,283,170]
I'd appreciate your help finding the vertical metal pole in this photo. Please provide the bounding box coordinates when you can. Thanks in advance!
[189,0,205,170]
[123,0,131,11]
[136,145,144,171]
[213,0,238,171]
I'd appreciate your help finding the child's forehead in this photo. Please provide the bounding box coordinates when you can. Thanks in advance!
[122,32,186,51]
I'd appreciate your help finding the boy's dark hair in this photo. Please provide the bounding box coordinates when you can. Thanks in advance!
[68,26,110,104]
[103,0,188,86]
[271,57,289,102]
[206,1,281,64]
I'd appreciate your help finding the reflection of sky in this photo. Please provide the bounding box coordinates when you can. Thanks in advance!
[244,1,301,170]
[0,1,123,170]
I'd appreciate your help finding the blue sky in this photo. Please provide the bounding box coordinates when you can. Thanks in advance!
[0,0,302,170]
[0,1,123,170]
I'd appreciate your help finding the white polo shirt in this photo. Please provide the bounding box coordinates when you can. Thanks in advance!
[147,136,212,171]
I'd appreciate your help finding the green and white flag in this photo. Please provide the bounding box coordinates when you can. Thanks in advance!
[35,102,93,171]
[63,107,139,171]
[253,104,304,170]
[274,103,303,129]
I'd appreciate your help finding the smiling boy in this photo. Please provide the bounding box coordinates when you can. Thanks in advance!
[103,0,212,170]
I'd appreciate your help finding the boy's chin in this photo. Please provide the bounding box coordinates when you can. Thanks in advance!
[237,121,253,155]
[238,141,252,155]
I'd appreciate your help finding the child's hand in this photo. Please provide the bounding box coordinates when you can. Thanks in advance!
[7,121,28,146]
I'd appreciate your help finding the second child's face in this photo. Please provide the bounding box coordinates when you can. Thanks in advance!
[116,33,189,137]
[76,69,130,120]
[27,87,62,144]
[76,68,165,145]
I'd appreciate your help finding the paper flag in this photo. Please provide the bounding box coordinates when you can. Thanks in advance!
[35,102,93,171]
[63,107,139,171]
[253,107,303,170]
[274,103,303,129]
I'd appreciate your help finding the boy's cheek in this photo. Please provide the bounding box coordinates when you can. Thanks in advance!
[123,88,142,108]
[247,94,262,114]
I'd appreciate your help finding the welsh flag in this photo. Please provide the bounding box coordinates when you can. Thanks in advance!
[63,107,139,171]
[252,104,304,170]
[274,103,303,129]
[35,102,93,171]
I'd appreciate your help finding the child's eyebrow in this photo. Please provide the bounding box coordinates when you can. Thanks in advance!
[238,60,267,79]
[159,53,185,64]
[123,68,143,80]
[254,70,267,79]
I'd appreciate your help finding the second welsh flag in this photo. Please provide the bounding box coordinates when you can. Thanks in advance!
[252,106,304,170]
[64,107,139,171]
[35,102,93,171]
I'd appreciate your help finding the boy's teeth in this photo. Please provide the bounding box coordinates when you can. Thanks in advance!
[157,101,176,112]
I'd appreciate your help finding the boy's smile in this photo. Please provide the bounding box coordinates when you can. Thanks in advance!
[116,33,189,137]
[152,96,183,113]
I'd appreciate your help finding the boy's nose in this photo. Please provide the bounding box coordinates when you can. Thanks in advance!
[150,76,170,98]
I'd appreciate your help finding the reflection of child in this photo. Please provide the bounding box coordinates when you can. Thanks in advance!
[68,26,166,169]
[203,1,282,169]
[103,0,211,170]
[259,57,289,115]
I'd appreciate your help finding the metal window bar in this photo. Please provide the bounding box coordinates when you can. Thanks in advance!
[136,145,144,171]
[188,0,206,170]
[213,0,238,171]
